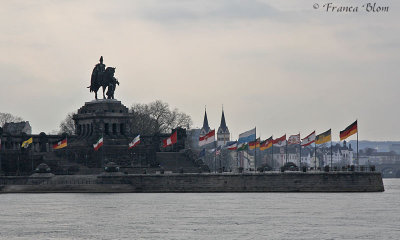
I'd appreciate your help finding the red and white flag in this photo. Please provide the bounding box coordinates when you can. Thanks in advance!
[199,129,215,147]
[288,134,300,145]
[93,137,104,151]
[273,134,286,147]
[227,141,237,150]
[163,131,177,148]
[301,131,315,146]
[129,135,141,149]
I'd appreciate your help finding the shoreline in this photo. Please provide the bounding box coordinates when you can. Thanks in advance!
[0,172,384,193]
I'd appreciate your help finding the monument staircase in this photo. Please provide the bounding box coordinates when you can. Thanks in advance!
[156,151,207,173]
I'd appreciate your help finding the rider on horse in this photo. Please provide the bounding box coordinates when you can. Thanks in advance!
[89,56,106,99]
[89,56,120,100]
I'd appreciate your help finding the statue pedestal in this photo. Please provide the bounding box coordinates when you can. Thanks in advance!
[73,99,132,139]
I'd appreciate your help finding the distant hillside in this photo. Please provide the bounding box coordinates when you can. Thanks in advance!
[347,140,400,152]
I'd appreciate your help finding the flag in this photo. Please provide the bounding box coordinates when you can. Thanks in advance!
[21,137,33,148]
[260,137,273,151]
[249,138,260,150]
[237,142,248,151]
[340,120,357,141]
[316,129,331,144]
[216,146,222,155]
[238,128,256,143]
[301,131,315,146]
[227,141,238,150]
[163,131,177,148]
[273,134,286,147]
[199,148,206,158]
[288,134,300,145]
[129,135,141,149]
[93,137,104,151]
[199,129,215,146]
[53,138,67,149]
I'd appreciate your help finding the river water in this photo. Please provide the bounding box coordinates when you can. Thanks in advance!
[0,179,399,240]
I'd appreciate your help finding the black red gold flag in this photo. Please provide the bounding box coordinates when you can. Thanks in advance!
[340,121,357,141]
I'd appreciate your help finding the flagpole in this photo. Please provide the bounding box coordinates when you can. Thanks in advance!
[219,147,222,172]
[357,120,359,166]
[246,144,248,172]
[330,137,333,169]
[101,134,104,169]
[299,133,301,171]
[271,135,274,171]
[285,138,288,164]
[314,142,317,171]
[214,141,217,173]
[236,148,239,171]
[255,127,257,173]
[31,142,34,172]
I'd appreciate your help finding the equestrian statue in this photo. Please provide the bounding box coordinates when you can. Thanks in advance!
[88,56,120,99]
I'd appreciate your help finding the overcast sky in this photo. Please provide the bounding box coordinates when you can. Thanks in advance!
[0,0,399,141]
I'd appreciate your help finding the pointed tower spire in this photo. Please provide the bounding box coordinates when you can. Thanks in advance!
[201,107,210,135]
[217,106,230,145]
[219,108,228,132]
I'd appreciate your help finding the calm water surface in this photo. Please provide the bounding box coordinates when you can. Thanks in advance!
[0,179,399,240]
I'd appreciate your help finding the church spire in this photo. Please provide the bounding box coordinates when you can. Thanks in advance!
[201,107,210,134]
[219,108,228,132]
[217,106,230,145]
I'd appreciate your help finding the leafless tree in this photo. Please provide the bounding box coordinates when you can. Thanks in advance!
[0,112,23,127]
[130,100,192,134]
[59,112,75,135]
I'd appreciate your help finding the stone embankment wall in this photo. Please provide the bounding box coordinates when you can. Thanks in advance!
[0,172,384,193]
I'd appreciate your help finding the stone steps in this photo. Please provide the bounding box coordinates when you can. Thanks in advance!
[156,152,200,173]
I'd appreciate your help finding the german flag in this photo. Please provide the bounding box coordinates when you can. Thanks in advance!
[340,120,357,141]
[249,138,260,150]
[315,129,331,144]
[53,138,67,149]
[260,137,273,151]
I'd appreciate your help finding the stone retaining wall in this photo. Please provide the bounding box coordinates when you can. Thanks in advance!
[0,172,384,193]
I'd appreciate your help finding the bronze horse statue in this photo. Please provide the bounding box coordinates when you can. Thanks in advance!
[88,64,119,100]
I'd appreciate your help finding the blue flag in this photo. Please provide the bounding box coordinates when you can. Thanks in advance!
[238,128,256,143]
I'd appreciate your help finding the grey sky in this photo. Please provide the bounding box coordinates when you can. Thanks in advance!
[0,0,399,141]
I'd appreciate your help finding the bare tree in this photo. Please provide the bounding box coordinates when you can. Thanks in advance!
[59,112,75,135]
[0,112,23,127]
[130,103,158,135]
[130,100,192,134]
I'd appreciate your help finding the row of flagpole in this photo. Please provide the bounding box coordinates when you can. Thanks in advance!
[199,120,359,171]
[11,129,179,170]
[3,120,359,172]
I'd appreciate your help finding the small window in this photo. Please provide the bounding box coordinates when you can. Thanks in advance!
[105,123,109,135]
[120,123,124,135]
[112,123,117,134]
